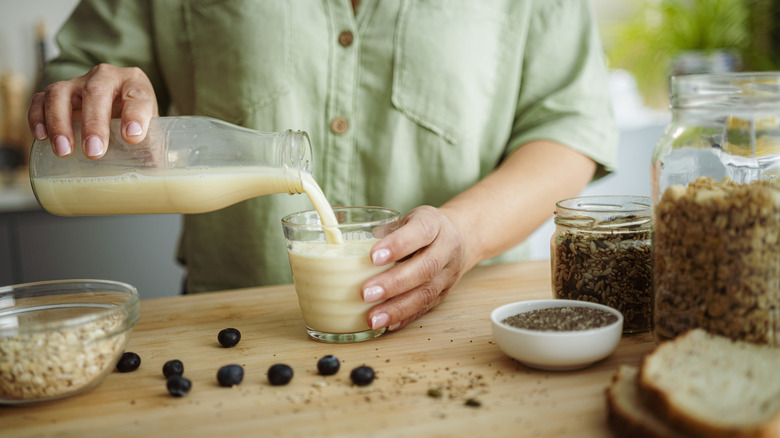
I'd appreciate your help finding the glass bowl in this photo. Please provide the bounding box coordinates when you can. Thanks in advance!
[0,279,139,404]
[491,299,623,371]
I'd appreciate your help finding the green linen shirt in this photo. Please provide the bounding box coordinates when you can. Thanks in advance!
[44,0,617,293]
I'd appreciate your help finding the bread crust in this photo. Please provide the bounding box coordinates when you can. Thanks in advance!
[638,329,780,438]
[605,365,686,438]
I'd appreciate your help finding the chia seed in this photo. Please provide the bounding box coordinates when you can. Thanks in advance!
[501,306,618,331]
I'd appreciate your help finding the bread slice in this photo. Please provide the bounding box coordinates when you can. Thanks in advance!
[606,365,687,438]
[638,329,780,438]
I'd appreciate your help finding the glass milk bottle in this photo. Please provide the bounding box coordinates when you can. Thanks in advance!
[29,116,312,216]
[651,73,780,346]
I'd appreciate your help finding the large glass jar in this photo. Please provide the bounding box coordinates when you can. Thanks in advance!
[651,73,780,346]
[551,196,653,333]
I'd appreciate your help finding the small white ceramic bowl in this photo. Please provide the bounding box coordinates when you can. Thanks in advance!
[490,299,623,371]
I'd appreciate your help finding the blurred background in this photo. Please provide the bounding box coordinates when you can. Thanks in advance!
[0,0,184,299]
[0,0,777,298]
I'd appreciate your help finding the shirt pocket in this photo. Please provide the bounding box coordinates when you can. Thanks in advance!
[392,0,512,145]
[183,0,292,123]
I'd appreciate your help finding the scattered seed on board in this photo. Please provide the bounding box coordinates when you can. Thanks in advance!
[465,398,482,407]
[427,388,443,398]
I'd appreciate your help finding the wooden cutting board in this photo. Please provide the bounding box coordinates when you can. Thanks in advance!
[0,260,656,437]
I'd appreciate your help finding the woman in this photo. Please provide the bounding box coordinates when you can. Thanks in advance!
[28,0,617,332]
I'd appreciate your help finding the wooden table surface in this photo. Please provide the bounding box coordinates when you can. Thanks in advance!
[0,260,656,438]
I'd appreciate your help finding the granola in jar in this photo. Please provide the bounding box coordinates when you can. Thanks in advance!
[651,73,780,345]
[653,177,780,344]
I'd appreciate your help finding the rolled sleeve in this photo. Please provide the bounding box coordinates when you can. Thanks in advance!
[509,0,618,179]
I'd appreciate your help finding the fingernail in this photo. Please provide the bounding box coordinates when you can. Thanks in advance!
[126,121,142,137]
[53,136,71,156]
[362,285,384,303]
[371,313,389,330]
[34,123,47,140]
[388,322,401,331]
[85,136,104,157]
[371,248,391,265]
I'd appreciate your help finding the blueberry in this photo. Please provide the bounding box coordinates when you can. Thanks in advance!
[350,365,375,386]
[167,375,192,397]
[267,364,294,386]
[317,355,340,376]
[162,359,184,378]
[217,364,244,387]
[217,328,241,348]
[116,352,141,373]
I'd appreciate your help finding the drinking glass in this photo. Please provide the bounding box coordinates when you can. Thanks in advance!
[281,206,400,343]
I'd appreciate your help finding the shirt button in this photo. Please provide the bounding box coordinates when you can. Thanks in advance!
[338,30,354,47]
[330,117,349,135]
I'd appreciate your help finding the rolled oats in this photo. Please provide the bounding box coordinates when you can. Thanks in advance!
[0,313,127,402]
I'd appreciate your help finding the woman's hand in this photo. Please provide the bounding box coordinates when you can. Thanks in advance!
[28,63,158,159]
[361,140,598,332]
[362,205,473,332]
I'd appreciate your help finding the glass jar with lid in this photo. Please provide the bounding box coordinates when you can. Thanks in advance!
[651,72,780,346]
[551,195,653,333]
